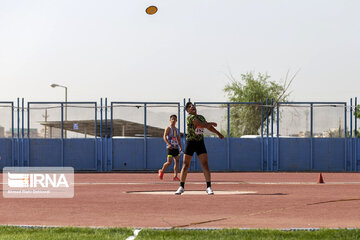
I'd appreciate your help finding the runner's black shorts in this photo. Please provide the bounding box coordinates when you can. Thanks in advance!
[167,148,180,157]
[184,140,207,156]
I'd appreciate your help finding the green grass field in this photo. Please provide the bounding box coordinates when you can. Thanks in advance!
[0,226,133,240]
[0,226,360,240]
[138,229,360,240]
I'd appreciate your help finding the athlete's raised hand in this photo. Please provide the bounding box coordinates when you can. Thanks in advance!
[218,133,224,139]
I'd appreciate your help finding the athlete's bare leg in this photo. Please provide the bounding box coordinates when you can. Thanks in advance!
[179,154,192,182]
[173,155,180,178]
[198,153,211,182]
[161,157,173,172]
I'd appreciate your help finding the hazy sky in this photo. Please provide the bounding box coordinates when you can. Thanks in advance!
[1,0,359,103]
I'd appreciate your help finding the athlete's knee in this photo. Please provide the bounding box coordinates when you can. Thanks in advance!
[201,161,210,171]
[182,162,190,170]
[182,155,192,169]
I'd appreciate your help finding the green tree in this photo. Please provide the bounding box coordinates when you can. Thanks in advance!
[223,71,294,137]
[355,105,360,137]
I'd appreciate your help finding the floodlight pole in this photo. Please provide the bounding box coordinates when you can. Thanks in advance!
[51,83,68,138]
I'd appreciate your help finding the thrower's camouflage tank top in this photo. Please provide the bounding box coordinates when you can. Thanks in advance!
[186,115,206,141]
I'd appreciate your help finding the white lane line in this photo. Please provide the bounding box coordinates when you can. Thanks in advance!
[3,181,360,185]
[126,190,257,195]
[126,228,141,240]
[71,182,360,185]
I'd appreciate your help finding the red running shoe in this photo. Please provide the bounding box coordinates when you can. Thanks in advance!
[173,176,180,181]
[158,170,164,180]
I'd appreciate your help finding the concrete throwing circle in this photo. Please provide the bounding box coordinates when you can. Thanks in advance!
[126,190,257,195]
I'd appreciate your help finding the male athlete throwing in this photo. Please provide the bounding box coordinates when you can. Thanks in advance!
[175,102,224,195]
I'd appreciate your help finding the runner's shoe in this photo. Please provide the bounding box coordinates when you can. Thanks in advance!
[175,186,184,195]
[158,170,164,180]
[173,176,180,181]
[206,187,214,195]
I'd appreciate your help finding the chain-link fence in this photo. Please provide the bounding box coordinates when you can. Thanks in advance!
[28,103,61,139]
[191,102,350,139]
[27,102,97,139]
[313,104,345,138]
[1,99,358,172]
[1,100,357,139]
[278,103,311,137]
[0,102,13,138]
[110,102,181,138]
[146,103,181,138]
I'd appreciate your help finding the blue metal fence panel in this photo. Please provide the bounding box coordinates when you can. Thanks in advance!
[146,138,167,170]
[312,138,345,171]
[110,101,181,171]
[357,139,360,171]
[97,138,102,171]
[29,139,62,167]
[4,137,353,172]
[228,138,262,171]
[205,138,227,171]
[26,101,97,169]
[355,97,358,171]
[0,99,359,172]
[0,139,12,168]
[64,139,97,170]
[278,138,311,171]
[111,138,145,170]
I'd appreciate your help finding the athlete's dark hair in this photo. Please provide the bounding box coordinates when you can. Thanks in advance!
[185,102,193,110]
[170,114,177,119]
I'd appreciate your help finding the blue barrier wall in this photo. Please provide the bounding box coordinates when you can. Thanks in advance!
[313,138,345,171]
[358,140,360,172]
[1,137,359,172]
[278,138,311,171]
[0,139,12,169]
[111,138,145,171]
[277,138,346,171]
[64,139,97,171]
[229,138,262,171]
[29,139,62,167]
[110,138,261,172]
[26,139,96,170]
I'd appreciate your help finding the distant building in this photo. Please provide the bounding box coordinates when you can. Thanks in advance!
[0,126,4,138]
[39,126,62,138]
[6,128,40,138]
[39,119,169,138]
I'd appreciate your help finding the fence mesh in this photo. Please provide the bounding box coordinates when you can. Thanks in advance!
[65,104,96,138]
[313,104,345,138]
[29,104,61,139]
[346,105,359,138]
[278,104,311,137]
[27,103,96,139]
[2,101,357,139]
[112,104,145,138]
[192,103,350,138]
[146,104,181,138]
[228,103,263,138]
[0,103,13,138]
[354,105,360,137]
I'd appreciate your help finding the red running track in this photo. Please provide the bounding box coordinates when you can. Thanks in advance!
[1,172,360,229]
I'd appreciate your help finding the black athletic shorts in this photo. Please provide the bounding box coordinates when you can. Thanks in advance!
[184,140,207,156]
[167,148,180,157]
